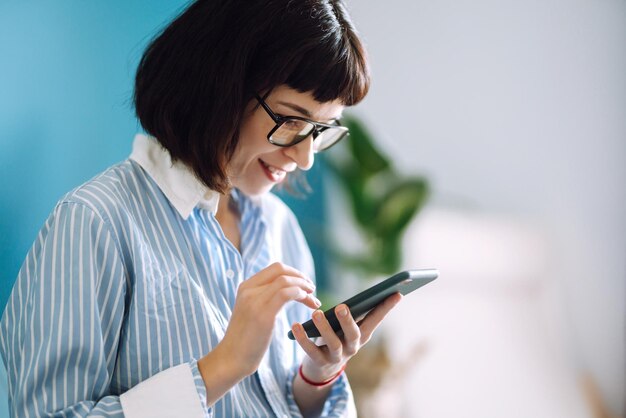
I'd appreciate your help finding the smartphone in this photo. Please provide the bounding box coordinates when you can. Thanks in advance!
[287,269,438,340]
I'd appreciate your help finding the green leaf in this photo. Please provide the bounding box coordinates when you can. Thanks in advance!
[321,115,431,281]
[326,161,379,228]
[377,238,402,274]
[343,116,391,176]
[373,178,429,239]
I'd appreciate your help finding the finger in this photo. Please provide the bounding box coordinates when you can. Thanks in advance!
[299,293,322,310]
[264,275,316,295]
[335,305,360,356]
[248,262,312,287]
[359,293,403,344]
[268,286,320,312]
[260,276,319,309]
[311,310,343,362]
[291,323,325,363]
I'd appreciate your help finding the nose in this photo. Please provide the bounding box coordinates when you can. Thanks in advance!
[284,135,315,170]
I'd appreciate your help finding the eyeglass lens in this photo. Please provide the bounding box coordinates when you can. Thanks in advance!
[270,120,346,151]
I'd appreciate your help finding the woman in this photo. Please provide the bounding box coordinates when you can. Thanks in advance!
[0,1,402,417]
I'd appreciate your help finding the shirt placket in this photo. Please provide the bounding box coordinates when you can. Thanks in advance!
[237,194,291,418]
[196,207,243,310]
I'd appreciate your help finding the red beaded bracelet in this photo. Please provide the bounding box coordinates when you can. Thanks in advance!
[298,363,346,387]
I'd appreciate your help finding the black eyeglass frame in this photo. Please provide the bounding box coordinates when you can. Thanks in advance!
[254,94,349,151]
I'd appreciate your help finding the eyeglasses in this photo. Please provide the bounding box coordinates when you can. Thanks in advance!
[255,94,349,152]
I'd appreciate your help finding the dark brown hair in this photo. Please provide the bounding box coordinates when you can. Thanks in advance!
[134,0,370,193]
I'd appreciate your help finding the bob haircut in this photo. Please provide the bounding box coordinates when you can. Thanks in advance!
[134,0,370,193]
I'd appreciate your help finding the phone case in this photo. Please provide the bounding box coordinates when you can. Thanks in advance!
[288,269,438,340]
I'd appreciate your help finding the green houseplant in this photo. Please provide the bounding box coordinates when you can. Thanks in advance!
[324,115,429,277]
[322,115,430,418]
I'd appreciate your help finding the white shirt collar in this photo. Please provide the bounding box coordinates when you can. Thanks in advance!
[129,133,220,219]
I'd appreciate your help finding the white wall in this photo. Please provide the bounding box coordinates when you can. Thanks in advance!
[347,0,625,415]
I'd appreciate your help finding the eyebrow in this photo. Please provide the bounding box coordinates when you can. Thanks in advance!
[276,101,342,122]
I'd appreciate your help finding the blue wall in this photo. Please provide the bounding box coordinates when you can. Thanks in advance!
[0,2,327,414]
[0,0,329,308]
[1,1,188,307]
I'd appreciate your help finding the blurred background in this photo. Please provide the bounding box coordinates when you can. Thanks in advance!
[0,1,623,417]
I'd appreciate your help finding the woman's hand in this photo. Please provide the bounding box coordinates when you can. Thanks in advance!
[220,262,320,376]
[197,262,319,406]
[291,292,403,383]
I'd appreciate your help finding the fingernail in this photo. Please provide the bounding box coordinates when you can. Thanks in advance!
[313,297,322,307]
[313,310,323,321]
[338,307,348,317]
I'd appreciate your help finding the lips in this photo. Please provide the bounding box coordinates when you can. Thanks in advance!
[259,159,288,183]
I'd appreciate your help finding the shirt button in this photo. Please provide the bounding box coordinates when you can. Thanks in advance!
[225,269,235,279]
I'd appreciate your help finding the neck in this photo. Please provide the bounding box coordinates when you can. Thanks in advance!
[215,191,241,251]
[217,192,231,217]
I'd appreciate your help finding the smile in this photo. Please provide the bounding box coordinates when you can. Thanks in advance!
[259,159,288,183]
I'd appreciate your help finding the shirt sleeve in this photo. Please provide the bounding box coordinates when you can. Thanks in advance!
[0,201,208,418]
[285,364,357,418]
[120,361,208,418]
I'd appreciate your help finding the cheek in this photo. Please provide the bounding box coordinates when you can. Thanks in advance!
[240,127,275,158]
[233,106,282,175]
[232,129,272,175]
[238,111,271,151]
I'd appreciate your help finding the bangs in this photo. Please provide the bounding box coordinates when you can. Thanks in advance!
[246,1,371,108]
[285,29,371,107]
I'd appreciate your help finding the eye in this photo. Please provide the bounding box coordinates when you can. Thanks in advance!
[283,119,300,128]
[282,119,311,131]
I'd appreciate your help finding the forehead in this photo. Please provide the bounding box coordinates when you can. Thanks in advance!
[267,85,345,121]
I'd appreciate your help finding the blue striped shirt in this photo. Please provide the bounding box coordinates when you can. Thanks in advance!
[0,135,354,417]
